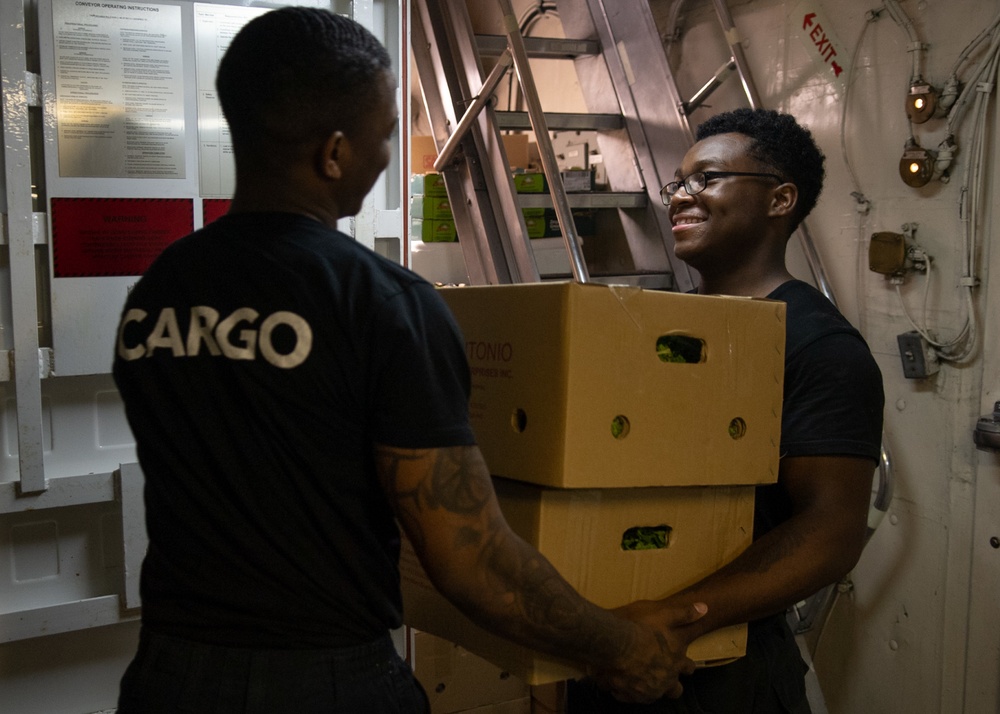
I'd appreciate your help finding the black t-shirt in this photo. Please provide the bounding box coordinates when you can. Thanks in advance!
[753,279,885,539]
[113,212,476,648]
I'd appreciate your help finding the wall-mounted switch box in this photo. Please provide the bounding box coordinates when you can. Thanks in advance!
[897,331,939,379]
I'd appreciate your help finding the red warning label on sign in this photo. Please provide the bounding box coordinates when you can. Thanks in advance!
[52,197,193,278]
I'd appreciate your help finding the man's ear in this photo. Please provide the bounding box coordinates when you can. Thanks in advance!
[319,130,347,180]
[769,182,798,219]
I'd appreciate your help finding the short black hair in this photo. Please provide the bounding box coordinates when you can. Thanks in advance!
[696,108,825,230]
[216,7,392,159]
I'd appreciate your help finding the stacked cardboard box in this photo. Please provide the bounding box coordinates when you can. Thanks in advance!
[411,630,530,714]
[412,135,529,174]
[411,173,457,243]
[401,281,786,685]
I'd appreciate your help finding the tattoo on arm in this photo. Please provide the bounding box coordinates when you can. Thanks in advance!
[376,445,492,552]
[376,445,633,665]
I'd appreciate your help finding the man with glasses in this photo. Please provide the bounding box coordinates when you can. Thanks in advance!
[568,108,884,713]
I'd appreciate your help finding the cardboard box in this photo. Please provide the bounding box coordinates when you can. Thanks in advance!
[412,134,529,174]
[501,134,529,170]
[438,281,784,489]
[462,700,530,714]
[561,169,594,192]
[401,478,754,685]
[528,682,563,714]
[412,135,441,174]
[412,630,529,713]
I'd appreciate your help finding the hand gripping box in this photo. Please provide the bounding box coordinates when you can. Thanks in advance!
[437,281,785,489]
[400,478,755,685]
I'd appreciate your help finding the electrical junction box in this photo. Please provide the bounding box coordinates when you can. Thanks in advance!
[869,231,906,275]
[897,331,939,379]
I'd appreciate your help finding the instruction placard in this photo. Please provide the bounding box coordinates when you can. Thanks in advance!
[53,1,186,178]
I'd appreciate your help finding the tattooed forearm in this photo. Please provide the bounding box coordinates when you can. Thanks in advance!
[375,443,636,668]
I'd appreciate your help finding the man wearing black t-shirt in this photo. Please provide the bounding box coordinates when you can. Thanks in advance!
[568,110,884,713]
[112,8,706,713]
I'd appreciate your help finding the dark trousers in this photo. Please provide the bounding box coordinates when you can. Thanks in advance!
[117,628,429,714]
[566,615,811,714]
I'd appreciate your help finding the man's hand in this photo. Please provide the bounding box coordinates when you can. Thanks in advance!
[590,600,708,703]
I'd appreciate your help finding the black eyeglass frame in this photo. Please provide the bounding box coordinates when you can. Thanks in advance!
[660,170,785,204]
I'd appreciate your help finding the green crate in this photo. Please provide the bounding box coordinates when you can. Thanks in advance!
[541,208,596,237]
[523,216,547,239]
[409,172,449,197]
[411,194,453,220]
[513,172,547,193]
[411,218,458,243]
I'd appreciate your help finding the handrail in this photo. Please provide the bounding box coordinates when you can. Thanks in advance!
[497,0,589,282]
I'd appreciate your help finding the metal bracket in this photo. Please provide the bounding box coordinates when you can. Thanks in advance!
[0,348,56,382]
[24,70,41,107]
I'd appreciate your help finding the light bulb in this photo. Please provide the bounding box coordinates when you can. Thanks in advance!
[905,82,937,124]
[900,142,936,187]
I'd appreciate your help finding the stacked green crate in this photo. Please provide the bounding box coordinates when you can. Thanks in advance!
[522,209,595,239]
[410,173,457,242]
[521,206,547,239]
[515,172,595,238]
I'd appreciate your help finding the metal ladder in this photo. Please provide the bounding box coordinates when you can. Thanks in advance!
[409,0,844,295]
[411,0,700,291]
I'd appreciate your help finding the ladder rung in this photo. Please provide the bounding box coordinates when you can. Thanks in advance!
[518,192,647,209]
[476,34,600,59]
[497,111,624,131]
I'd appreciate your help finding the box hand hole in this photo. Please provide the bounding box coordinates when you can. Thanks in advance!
[510,408,527,433]
[611,415,630,439]
[621,525,672,551]
[655,334,705,363]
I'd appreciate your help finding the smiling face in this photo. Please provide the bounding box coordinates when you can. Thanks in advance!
[668,132,790,277]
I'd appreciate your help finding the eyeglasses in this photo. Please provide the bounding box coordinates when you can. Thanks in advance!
[660,171,785,204]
